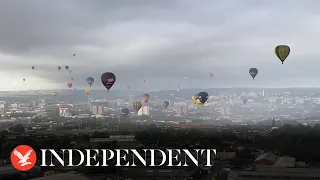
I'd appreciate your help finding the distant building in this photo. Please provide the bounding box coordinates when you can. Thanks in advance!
[0,101,5,109]
[59,107,71,117]
[97,105,104,115]
[116,99,125,106]
[138,106,150,116]
[176,105,188,116]
[128,95,135,103]
[92,105,104,115]
[92,105,98,114]
[272,118,276,127]
[171,124,214,130]
[217,106,231,116]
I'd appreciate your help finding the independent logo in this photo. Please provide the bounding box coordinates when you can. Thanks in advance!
[10,145,37,171]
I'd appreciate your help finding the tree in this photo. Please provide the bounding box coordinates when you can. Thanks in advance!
[11,123,25,133]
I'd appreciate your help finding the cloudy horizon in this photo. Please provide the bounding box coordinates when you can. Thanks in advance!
[1,0,320,91]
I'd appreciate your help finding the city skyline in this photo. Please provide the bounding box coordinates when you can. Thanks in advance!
[1,1,320,90]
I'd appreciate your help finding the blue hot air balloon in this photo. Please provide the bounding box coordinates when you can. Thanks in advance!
[86,77,94,87]
[120,107,130,117]
[197,92,209,104]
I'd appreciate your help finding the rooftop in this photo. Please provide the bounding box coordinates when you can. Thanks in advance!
[273,156,296,168]
[254,152,278,163]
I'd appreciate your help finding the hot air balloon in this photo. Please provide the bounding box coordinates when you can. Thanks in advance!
[210,73,213,78]
[163,101,169,108]
[86,77,94,87]
[197,92,209,104]
[53,92,57,96]
[69,70,72,73]
[58,66,61,71]
[142,94,150,102]
[101,72,116,92]
[23,78,25,81]
[32,66,35,70]
[85,88,91,94]
[68,83,72,88]
[192,94,199,104]
[71,78,74,81]
[133,101,142,112]
[73,54,76,56]
[275,45,290,64]
[242,98,248,105]
[65,66,69,70]
[120,107,130,117]
[143,79,147,84]
[127,85,130,89]
[249,68,258,80]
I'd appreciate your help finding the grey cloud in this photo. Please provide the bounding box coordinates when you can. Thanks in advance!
[1,0,320,90]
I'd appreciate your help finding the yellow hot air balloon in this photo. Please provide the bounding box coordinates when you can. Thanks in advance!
[275,45,290,64]
[197,103,204,109]
[85,88,91,94]
[192,95,197,104]
[192,94,199,104]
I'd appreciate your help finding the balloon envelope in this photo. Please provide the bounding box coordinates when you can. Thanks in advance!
[32,66,35,70]
[163,101,169,108]
[68,83,72,88]
[133,101,142,112]
[120,107,130,117]
[85,88,91,94]
[275,45,290,64]
[142,94,150,102]
[101,72,116,91]
[86,77,94,87]
[192,94,199,104]
[65,66,69,70]
[249,68,258,79]
[197,92,209,104]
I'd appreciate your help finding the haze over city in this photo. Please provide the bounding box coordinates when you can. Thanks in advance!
[1,1,320,91]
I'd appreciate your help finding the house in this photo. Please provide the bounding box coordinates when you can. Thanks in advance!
[251,152,278,170]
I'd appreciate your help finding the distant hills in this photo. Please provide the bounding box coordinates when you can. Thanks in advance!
[0,87,320,102]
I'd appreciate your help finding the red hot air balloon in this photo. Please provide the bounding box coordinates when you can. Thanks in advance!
[142,94,150,102]
[101,72,116,92]
[68,83,72,88]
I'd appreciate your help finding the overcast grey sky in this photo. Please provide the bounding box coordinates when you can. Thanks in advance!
[0,0,320,91]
